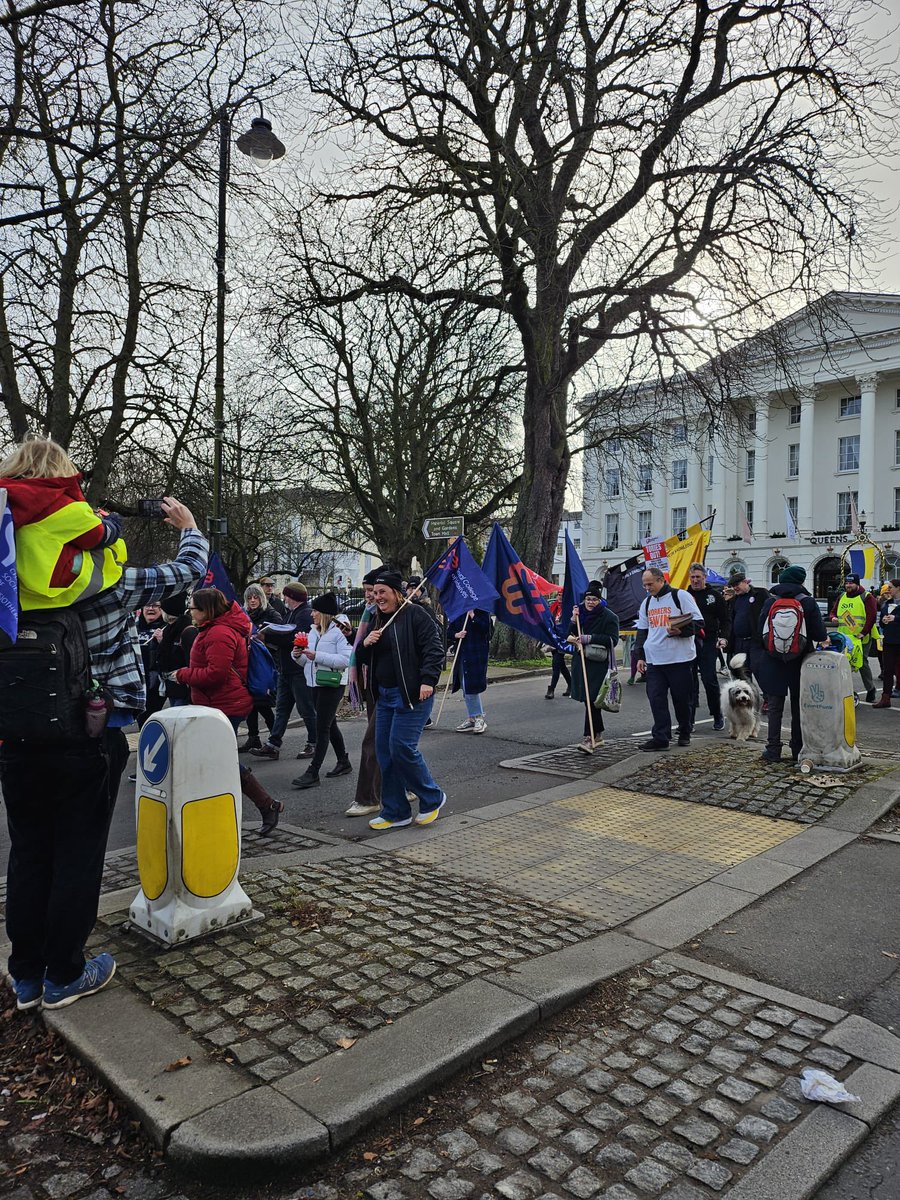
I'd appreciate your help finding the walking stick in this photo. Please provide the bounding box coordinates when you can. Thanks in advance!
[574,611,597,747]
[434,611,470,727]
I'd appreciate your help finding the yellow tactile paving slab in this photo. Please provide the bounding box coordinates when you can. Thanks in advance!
[394,786,799,927]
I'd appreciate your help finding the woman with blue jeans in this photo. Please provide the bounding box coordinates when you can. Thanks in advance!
[449,608,491,733]
[360,571,445,830]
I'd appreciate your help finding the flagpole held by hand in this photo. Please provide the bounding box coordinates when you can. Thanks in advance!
[434,611,470,727]
[574,610,597,748]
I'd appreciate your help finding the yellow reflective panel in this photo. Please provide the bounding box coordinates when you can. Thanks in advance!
[181,793,239,898]
[136,795,168,901]
[843,696,856,748]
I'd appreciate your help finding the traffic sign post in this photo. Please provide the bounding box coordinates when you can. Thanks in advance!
[422,515,465,540]
[129,707,257,945]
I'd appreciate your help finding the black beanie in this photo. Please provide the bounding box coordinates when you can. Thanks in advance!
[373,570,404,592]
[311,592,339,616]
[362,567,384,585]
[584,580,603,599]
[160,592,189,617]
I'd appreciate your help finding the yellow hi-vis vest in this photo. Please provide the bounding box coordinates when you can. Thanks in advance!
[15,502,126,611]
[836,591,868,670]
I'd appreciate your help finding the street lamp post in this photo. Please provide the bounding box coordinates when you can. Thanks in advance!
[209,106,286,552]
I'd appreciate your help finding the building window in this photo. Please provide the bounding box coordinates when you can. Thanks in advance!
[574,538,581,550]
[637,464,652,494]
[895,429,900,467]
[556,542,563,557]
[789,403,801,425]
[637,510,652,541]
[896,487,900,526]
[838,435,860,472]
[706,454,714,484]
[787,496,798,524]
[839,394,861,418]
[606,438,621,454]
[837,491,858,531]
[745,500,754,531]
[746,450,755,483]
[895,388,900,410]
[747,412,757,434]
[604,515,618,550]
[673,423,687,443]
[672,459,688,490]
[671,507,687,537]
[605,468,620,498]
[788,444,799,478]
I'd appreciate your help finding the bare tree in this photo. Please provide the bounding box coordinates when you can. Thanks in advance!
[296,0,891,583]
[267,216,523,575]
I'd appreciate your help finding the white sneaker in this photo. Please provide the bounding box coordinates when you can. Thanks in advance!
[472,716,487,734]
[345,802,381,817]
[456,718,476,732]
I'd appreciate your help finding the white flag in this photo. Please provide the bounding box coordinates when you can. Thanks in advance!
[740,503,753,544]
[784,496,798,542]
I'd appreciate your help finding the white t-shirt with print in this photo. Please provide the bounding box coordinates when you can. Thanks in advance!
[636,587,703,665]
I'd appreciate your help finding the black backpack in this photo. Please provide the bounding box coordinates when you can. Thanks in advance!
[0,608,92,742]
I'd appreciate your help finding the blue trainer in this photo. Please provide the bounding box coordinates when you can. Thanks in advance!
[10,977,43,1012]
[42,954,116,1010]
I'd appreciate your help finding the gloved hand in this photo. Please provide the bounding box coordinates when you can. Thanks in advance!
[579,634,592,645]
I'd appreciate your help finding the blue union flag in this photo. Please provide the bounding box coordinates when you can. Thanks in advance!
[424,535,499,623]
[0,490,18,648]
[482,523,569,651]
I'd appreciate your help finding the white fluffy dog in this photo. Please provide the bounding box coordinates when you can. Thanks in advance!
[720,653,763,741]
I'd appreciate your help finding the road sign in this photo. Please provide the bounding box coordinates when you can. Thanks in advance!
[422,515,465,540]
[138,720,170,785]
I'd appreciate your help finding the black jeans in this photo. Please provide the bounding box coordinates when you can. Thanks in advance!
[308,685,347,776]
[691,639,723,721]
[645,661,694,745]
[2,728,129,985]
[550,651,571,691]
[246,702,275,738]
[269,669,317,746]
[354,689,381,807]
[765,677,802,760]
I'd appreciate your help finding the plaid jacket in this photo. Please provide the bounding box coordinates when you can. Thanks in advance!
[78,528,208,715]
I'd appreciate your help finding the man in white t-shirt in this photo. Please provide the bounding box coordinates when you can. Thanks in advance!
[635,566,704,750]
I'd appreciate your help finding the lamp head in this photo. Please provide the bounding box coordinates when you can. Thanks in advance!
[236,116,286,162]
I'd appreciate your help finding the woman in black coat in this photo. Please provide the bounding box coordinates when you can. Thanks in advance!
[567,582,620,753]
[449,608,492,733]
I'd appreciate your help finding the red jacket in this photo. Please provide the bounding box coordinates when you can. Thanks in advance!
[179,602,253,716]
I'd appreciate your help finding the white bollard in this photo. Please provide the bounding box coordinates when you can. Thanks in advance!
[129,706,257,945]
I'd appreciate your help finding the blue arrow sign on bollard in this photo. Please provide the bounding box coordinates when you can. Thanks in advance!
[138,720,170,785]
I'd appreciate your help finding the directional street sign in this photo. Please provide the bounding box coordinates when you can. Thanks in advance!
[422,515,465,540]
[139,719,170,785]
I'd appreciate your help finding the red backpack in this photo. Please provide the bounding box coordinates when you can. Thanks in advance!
[762,596,808,661]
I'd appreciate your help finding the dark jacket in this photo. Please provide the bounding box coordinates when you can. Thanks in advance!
[727,587,770,653]
[263,601,314,675]
[568,603,620,705]
[755,583,827,698]
[358,601,444,709]
[157,613,196,703]
[879,597,900,646]
[449,609,492,696]
[687,585,731,643]
[179,602,253,716]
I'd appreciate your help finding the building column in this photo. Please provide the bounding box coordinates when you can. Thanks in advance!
[857,372,878,525]
[688,440,704,526]
[619,505,635,553]
[652,468,669,540]
[711,437,727,535]
[798,385,816,534]
[752,395,770,536]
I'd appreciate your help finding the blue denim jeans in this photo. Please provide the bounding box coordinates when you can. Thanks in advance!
[269,670,317,747]
[461,664,484,719]
[374,687,443,821]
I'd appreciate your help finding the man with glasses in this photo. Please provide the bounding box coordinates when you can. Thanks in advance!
[634,566,704,751]
[258,577,286,618]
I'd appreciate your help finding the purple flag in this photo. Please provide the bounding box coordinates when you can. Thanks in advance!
[424,535,499,623]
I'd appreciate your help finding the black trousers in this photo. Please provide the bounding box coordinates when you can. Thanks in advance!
[354,689,381,806]
[645,661,694,745]
[691,639,723,721]
[550,651,571,691]
[246,702,275,738]
[765,677,802,760]
[2,728,129,985]
[308,685,347,776]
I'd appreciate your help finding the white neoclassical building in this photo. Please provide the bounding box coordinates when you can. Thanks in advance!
[582,291,900,599]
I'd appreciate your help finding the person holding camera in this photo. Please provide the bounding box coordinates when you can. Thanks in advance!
[634,566,704,751]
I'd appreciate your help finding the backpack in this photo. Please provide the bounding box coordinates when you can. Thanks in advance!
[246,637,277,702]
[762,596,809,661]
[0,607,91,742]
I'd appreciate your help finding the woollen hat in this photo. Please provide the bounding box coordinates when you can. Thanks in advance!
[845,572,861,585]
[362,567,384,585]
[160,592,189,617]
[282,581,308,601]
[373,570,404,591]
[584,580,604,599]
[779,565,807,586]
[311,592,339,616]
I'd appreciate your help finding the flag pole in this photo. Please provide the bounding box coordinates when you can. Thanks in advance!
[434,611,470,727]
[574,611,597,748]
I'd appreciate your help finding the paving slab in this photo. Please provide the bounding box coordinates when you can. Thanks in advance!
[837,1061,900,1129]
[273,978,538,1147]
[623,882,759,949]
[754,825,857,868]
[822,1015,900,1071]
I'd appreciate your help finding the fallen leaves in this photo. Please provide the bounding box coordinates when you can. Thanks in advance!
[163,1056,192,1073]
[335,1037,357,1050]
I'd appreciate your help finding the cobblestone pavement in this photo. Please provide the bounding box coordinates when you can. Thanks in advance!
[92,858,604,1081]
[2,957,860,1200]
[500,742,647,779]
[627,743,893,824]
[397,787,797,924]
